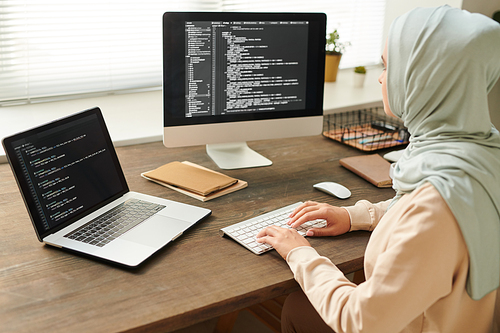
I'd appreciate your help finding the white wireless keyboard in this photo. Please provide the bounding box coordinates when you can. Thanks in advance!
[219,202,327,254]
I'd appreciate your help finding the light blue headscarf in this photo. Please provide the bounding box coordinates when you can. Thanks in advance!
[387,6,500,300]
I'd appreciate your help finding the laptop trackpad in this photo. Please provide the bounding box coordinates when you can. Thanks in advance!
[120,215,191,248]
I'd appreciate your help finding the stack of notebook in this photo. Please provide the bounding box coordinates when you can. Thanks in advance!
[141,161,247,201]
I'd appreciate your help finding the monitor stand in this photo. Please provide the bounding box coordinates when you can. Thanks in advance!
[206,142,272,170]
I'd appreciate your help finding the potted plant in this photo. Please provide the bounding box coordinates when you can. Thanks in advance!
[353,66,366,87]
[325,30,349,82]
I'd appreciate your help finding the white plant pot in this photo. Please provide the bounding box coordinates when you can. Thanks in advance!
[353,72,366,88]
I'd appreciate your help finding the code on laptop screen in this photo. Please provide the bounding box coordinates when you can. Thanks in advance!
[9,113,125,233]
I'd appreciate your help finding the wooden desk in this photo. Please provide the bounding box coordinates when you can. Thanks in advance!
[0,135,397,332]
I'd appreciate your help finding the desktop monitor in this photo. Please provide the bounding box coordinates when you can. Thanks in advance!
[162,12,326,169]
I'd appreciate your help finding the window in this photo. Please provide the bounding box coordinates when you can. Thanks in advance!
[0,0,385,105]
[223,0,386,68]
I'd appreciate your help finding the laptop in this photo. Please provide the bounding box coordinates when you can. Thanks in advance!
[2,107,211,267]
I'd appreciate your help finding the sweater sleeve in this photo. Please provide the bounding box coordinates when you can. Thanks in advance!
[286,185,465,333]
[344,199,392,232]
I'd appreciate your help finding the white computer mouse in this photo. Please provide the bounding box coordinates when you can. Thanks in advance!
[313,182,351,199]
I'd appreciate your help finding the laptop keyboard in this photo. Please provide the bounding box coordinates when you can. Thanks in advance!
[64,199,165,247]
[219,202,326,254]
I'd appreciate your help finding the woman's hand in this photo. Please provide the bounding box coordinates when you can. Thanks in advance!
[256,226,312,259]
[287,201,351,237]
[255,201,351,259]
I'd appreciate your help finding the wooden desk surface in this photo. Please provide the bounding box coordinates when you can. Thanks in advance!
[0,135,397,332]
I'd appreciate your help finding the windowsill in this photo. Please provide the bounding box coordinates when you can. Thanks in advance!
[323,65,383,113]
[0,66,383,164]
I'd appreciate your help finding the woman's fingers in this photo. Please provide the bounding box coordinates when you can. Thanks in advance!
[256,226,311,259]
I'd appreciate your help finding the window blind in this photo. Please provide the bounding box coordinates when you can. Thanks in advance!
[0,0,385,105]
[222,0,386,69]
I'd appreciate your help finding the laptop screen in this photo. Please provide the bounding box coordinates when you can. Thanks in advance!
[3,107,128,240]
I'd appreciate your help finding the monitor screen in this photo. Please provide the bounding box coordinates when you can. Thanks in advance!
[163,12,326,169]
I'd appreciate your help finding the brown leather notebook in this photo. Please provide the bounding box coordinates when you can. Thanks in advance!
[142,161,238,196]
[339,154,392,188]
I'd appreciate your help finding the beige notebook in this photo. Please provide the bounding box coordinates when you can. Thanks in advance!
[142,161,238,196]
[141,161,247,201]
[339,154,392,188]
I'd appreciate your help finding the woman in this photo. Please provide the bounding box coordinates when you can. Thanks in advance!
[256,6,500,333]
